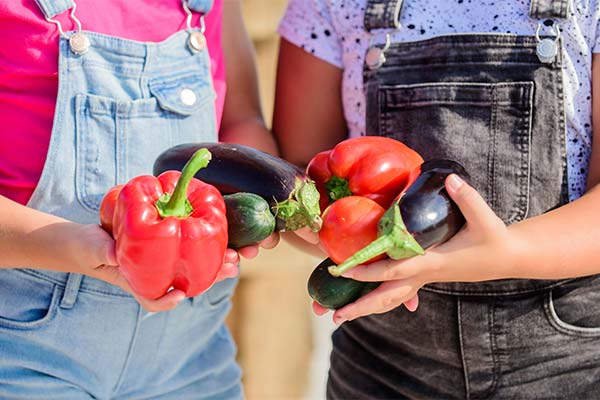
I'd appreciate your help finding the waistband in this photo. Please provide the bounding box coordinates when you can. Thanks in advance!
[19,268,132,299]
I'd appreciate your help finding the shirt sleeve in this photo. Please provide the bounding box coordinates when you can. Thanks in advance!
[277,0,344,68]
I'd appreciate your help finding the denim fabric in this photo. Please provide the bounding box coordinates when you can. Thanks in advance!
[327,0,600,398]
[0,9,243,399]
[328,277,600,399]
[363,21,569,296]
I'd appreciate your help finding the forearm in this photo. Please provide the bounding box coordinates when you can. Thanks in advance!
[508,184,600,280]
[0,195,78,270]
[219,117,278,155]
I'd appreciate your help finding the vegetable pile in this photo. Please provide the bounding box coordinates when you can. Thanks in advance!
[306,137,470,310]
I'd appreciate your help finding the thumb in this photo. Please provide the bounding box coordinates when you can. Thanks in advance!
[445,174,499,231]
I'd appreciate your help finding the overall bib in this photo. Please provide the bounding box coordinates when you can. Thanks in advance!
[0,1,241,398]
[328,0,600,398]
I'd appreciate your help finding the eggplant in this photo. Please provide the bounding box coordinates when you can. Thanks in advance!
[153,142,322,232]
[307,258,381,310]
[400,159,468,249]
[328,159,469,276]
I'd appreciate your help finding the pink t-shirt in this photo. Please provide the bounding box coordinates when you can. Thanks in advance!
[0,0,226,205]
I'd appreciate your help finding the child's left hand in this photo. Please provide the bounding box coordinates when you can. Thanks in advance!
[330,174,519,324]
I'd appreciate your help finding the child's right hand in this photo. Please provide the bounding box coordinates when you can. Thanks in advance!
[70,223,185,312]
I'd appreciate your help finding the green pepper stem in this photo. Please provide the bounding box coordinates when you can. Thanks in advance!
[324,176,352,203]
[327,200,425,277]
[156,148,211,218]
[328,235,395,277]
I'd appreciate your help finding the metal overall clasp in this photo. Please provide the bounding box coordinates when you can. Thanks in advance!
[535,21,561,64]
[365,31,393,70]
[182,0,207,53]
[45,2,90,56]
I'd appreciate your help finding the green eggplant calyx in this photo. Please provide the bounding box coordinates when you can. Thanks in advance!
[328,200,424,277]
[274,179,323,232]
[324,176,352,203]
[156,148,211,219]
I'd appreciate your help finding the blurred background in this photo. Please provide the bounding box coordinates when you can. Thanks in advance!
[225,1,337,399]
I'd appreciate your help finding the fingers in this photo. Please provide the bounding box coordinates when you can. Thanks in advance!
[332,280,420,323]
[293,226,320,244]
[312,301,330,315]
[237,245,259,259]
[403,293,419,312]
[341,256,426,282]
[136,289,186,313]
[259,232,280,249]
[445,174,500,232]
[214,262,239,283]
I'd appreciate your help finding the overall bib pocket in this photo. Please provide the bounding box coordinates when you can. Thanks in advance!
[74,73,216,213]
[378,81,534,224]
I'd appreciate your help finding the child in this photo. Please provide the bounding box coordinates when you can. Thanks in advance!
[0,0,277,398]
[274,0,600,398]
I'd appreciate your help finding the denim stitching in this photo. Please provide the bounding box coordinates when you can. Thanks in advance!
[422,279,578,296]
[475,301,499,399]
[0,285,60,330]
[543,290,600,337]
[489,85,498,213]
[458,299,471,399]
[19,269,133,298]
[112,305,143,394]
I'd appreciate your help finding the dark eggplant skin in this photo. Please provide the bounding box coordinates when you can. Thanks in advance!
[399,159,470,249]
[153,142,322,231]
[308,258,380,310]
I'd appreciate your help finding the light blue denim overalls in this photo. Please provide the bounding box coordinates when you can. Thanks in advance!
[0,1,241,398]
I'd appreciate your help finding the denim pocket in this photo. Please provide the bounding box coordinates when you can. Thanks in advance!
[544,276,600,337]
[377,81,534,224]
[74,74,216,212]
[0,270,60,330]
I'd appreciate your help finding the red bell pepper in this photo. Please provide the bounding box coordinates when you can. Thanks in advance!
[307,136,423,264]
[318,195,386,265]
[100,149,228,300]
[307,136,424,211]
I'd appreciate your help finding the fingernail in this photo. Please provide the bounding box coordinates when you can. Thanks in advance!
[333,315,347,325]
[447,174,464,192]
[341,271,353,278]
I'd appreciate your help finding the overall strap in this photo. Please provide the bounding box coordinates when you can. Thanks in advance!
[364,0,403,31]
[35,0,74,19]
[186,0,214,14]
[529,0,571,20]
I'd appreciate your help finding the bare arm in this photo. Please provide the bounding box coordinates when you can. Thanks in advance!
[219,0,277,155]
[272,39,348,256]
[272,38,347,168]
[587,54,600,189]
[0,195,113,271]
[509,53,600,279]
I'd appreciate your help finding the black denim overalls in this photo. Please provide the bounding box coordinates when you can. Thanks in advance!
[328,1,600,398]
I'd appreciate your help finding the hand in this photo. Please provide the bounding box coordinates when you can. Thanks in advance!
[330,174,515,324]
[64,224,185,312]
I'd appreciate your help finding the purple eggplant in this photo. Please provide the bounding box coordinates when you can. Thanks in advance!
[153,142,322,232]
[328,159,469,276]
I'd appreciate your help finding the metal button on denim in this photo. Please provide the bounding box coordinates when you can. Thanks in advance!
[180,88,197,106]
